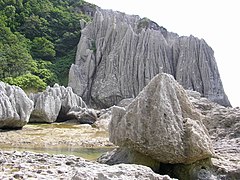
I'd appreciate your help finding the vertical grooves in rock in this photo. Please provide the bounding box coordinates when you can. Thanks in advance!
[69,8,231,108]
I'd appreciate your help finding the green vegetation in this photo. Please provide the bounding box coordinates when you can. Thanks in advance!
[0,0,93,91]
[137,17,150,30]
[3,73,47,91]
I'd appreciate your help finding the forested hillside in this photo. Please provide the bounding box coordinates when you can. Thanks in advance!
[0,0,94,91]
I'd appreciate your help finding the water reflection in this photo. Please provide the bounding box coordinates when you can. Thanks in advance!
[0,146,113,161]
[0,123,113,160]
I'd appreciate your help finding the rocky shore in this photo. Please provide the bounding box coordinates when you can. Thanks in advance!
[0,150,80,180]
[1,4,239,180]
[0,150,173,180]
[1,74,240,179]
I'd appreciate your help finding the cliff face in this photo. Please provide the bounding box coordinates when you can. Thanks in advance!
[69,8,231,108]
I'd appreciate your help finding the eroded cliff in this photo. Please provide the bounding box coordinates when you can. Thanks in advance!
[69,8,230,108]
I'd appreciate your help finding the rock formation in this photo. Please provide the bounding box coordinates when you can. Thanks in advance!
[96,73,215,179]
[69,8,231,108]
[0,82,33,129]
[109,73,214,164]
[187,90,240,179]
[0,150,174,180]
[99,85,239,179]
[92,108,112,130]
[67,107,97,124]
[98,148,161,172]
[29,84,87,123]
[72,162,173,180]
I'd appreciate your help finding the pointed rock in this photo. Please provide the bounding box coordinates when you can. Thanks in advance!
[30,84,87,123]
[0,82,33,129]
[109,73,214,164]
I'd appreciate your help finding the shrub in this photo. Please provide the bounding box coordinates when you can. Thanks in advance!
[3,73,47,91]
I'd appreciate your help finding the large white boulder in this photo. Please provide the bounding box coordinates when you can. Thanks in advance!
[109,73,214,164]
[0,82,33,129]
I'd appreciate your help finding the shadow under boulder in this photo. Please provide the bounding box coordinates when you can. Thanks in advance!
[98,148,214,180]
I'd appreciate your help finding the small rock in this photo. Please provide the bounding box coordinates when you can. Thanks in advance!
[47,170,54,174]
[13,173,23,179]
[66,161,75,166]
[36,170,42,174]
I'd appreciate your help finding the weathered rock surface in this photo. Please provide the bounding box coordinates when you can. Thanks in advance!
[67,107,97,124]
[69,8,231,108]
[92,108,112,130]
[73,162,174,180]
[98,148,161,172]
[0,82,33,129]
[98,149,216,180]
[109,73,214,164]
[187,90,240,179]
[117,98,134,108]
[29,84,87,123]
[0,150,174,180]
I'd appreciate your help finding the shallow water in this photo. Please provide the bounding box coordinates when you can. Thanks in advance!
[30,122,84,129]
[0,146,113,160]
[0,123,113,160]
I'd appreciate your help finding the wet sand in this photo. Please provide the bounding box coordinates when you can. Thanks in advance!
[0,123,115,161]
[0,123,113,149]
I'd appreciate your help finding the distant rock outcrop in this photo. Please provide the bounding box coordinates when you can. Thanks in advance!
[69,8,231,108]
[0,82,33,129]
[93,108,112,130]
[30,84,87,123]
[109,73,214,165]
[67,107,97,124]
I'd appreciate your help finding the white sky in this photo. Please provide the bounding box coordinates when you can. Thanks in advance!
[87,0,240,107]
